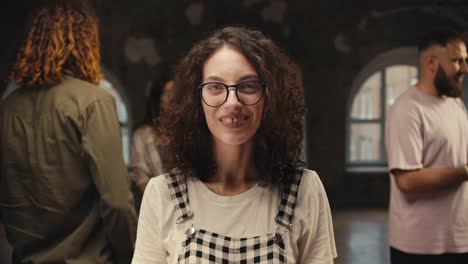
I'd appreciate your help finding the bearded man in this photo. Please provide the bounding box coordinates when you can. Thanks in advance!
[385,28,468,264]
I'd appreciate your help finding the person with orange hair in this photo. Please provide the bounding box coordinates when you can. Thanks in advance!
[0,1,137,263]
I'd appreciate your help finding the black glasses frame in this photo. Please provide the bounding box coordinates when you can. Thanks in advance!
[198,80,266,107]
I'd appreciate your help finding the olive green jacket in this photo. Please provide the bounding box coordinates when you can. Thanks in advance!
[0,76,137,263]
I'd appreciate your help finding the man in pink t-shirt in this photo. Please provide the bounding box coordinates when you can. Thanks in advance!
[385,28,468,263]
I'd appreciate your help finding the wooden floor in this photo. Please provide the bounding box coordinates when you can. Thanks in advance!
[333,208,390,264]
[0,209,390,264]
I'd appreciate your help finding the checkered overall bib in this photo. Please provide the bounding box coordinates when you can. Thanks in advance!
[165,169,303,263]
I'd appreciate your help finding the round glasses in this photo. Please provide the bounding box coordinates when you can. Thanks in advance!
[199,80,266,107]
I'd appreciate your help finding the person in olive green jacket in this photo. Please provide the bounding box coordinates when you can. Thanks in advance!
[0,1,137,263]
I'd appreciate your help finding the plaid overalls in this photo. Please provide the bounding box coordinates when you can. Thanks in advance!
[165,169,303,263]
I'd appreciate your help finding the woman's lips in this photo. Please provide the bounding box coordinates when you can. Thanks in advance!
[219,114,249,128]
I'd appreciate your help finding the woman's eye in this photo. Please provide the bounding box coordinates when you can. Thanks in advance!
[207,83,223,90]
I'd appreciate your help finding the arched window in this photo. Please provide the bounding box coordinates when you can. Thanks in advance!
[1,67,132,168]
[99,73,132,167]
[347,47,418,171]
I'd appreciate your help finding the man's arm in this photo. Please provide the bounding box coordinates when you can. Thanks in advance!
[82,98,138,263]
[384,101,467,194]
[392,166,468,194]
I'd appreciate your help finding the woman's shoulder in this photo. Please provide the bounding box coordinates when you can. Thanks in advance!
[134,124,154,136]
[139,173,180,234]
[296,168,328,207]
[133,125,157,143]
[300,169,323,191]
[145,173,172,199]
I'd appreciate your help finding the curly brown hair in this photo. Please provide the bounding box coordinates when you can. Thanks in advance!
[10,0,102,87]
[158,26,305,185]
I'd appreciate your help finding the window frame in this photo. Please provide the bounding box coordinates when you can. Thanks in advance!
[346,47,419,172]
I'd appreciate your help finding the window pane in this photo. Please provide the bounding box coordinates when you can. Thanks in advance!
[351,72,381,120]
[122,127,130,167]
[385,65,417,111]
[100,79,130,167]
[349,123,381,162]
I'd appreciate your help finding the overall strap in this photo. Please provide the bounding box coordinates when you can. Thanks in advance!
[275,168,303,229]
[165,171,193,224]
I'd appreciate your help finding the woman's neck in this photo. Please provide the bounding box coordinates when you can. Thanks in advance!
[205,139,258,195]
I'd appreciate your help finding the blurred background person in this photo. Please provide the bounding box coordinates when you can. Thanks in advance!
[131,66,175,194]
[0,1,137,263]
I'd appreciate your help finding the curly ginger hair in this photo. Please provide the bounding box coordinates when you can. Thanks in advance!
[10,0,102,87]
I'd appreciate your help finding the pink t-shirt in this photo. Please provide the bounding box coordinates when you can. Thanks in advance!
[385,86,468,254]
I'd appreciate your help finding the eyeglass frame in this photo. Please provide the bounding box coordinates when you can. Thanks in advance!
[198,80,266,107]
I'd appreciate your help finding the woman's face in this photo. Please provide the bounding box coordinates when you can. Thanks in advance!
[201,46,265,146]
[160,80,174,110]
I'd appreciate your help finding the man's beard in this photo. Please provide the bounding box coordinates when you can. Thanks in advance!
[434,66,463,98]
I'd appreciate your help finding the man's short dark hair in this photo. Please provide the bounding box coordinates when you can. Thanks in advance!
[418,28,468,52]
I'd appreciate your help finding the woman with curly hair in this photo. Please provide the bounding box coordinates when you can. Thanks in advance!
[132,26,337,264]
[0,1,137,263]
